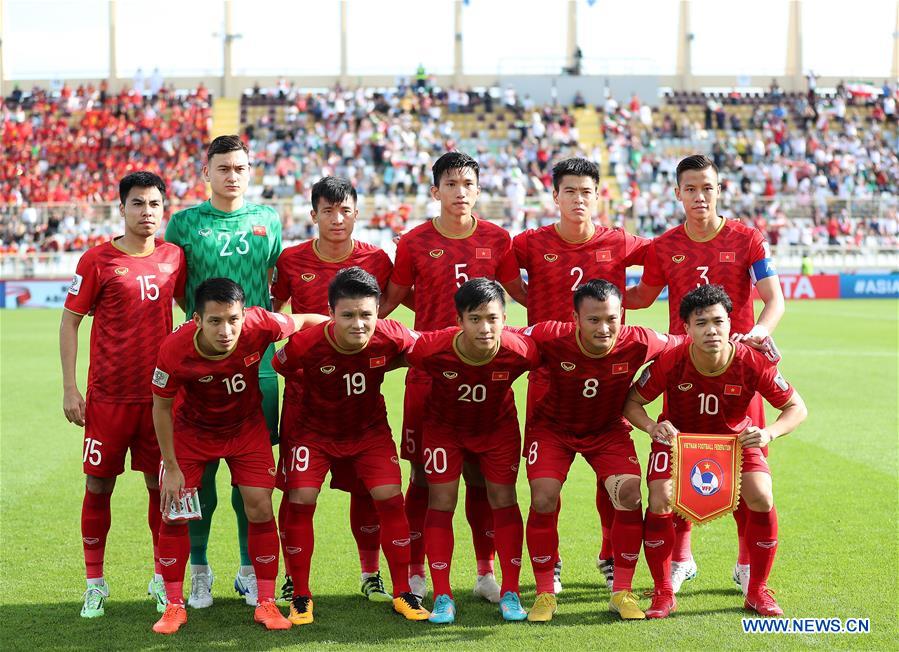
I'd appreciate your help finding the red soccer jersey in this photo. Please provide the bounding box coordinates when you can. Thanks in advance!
[64,238,186,403]
[152,307,297,435]
[511,225,649,324]
[522,321,679,435]
[390,218,519,331]
[633,341,795,435]
[272,319,417,439]
[405,328,539,431]
[641,219,773,334]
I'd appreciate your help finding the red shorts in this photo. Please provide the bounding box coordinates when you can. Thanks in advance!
[83,397,159,477]
[646,440,770,483]
[281,425,402,491]
[524,421,641,483]
[399,373,431,465]
[422,417,521,485]
[174,417,276,489]
[525,370,550,422]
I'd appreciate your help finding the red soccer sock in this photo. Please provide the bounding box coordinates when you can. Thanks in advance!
[643,512,674,593]
[146,487,162,575]
[373,495,412,596]
[465,485,495,576]
[285,502,316,597]
[672,514,693,562]
[277,495,290,568]
[597,487,616,559]
[746,507,778,595]
[404,483,429,577]
[491,504,524,596]
[82,490,112,581]
[158,520,189,604]
[734,499,750,565]
[526,508,558,595]
[351,491,381,574]
[425,508,455,598]
[611,508,643,592]
[248,519,280,603]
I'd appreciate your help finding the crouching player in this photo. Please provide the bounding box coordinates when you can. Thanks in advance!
[150,278,312,634]
[624,285,807,618]
[271,267,430,625]
[520,279,679,622]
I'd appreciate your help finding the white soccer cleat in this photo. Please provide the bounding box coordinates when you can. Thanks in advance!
[596,556,614,591]
[234,569,258,606]
[472,572,501,603]
[670,557,697,594]
[733,563,750,596]
[188,566,214,609]
[409,574,429,600]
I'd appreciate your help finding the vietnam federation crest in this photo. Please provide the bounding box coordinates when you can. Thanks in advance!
[690,459,723,496]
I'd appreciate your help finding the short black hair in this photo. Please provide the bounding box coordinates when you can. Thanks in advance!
[573,279,622,312]
[679,284,733,323]
[194,277,245,315]
[454,278,506,316]
[328,266,381,309]
[432,151,479,187]
[207,134,249,161]
[675,154,719,186]
[311,176,357,212]
[118,171,166,205]
[552,157,599,192]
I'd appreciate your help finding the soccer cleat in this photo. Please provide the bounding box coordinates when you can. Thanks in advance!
[670,557,697,594]
[235,569,259,606]
[148,577,167,613]
[361,571,392,602]
[527,592,557,622]
[733,564,750,596]
[645,591,676,619]
[80,581,109,618]
[609,590,646,620]
[409,574,428,600]
[428,594,456,624]
[188,567,214,609]
[288,595,314,625]
[472,572,501,603]
[254,600,292,630]
[152,603,187,634]
[499,591,528,621]
[276,575,293,606]
[393,592,430,621]
[596,556,615,591]
[553,559,564,594]
[745,586,784,617]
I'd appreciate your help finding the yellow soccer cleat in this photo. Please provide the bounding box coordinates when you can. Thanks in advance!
[527,592,557,622]
[288,595,314,625]
[393,592,430,621]
[610,590,646,620]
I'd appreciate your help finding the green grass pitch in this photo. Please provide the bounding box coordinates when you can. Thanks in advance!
[1,299,896,650]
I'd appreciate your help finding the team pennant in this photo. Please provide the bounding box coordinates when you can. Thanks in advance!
[670,433,742,525]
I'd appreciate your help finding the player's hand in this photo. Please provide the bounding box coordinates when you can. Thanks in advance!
[738,426,773,448]
[733,324,769,348]
[649,420,678,444]
[63,387,86,426]
[160,467,185,516]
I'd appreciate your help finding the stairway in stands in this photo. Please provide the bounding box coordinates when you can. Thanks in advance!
[572,106,620,202]
[212,97,240,137]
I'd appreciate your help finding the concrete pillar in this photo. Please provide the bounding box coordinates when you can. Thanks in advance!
[339,0,348,85]
[892,0,899,80]
[675,0,692,90]
[785,0,803,92]
[453,0,463,85]
[222,0,234,98]
[108,0,118,88]
[566,0,577,73]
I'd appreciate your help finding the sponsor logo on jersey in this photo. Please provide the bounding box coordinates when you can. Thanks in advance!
[360,525,380,534]
[268,467,276,476]
[560,361,576,371]
[390,455,399,464]
[244,352,261,367]
[644,539,664,548]
[430,562,448,570]
[510,463,519,472]
[511,557,522,566]
[678,383,693,391]
[773,373,789,391]
[429,249,444,258]
[532,555,552,564]
[82,537,99,545]
[672,254,686,263]
[392,538,411,547]
[612,362,629,375]
[159,557,177,566]
[114,266,129,276]
[198,375,214,383]
[442,371,458,379]
[252,225,267,236]
[370,355,386,368]
[543,253,559,262]
[409,531,422,540]
[621,552,639,561]
[485,529,495,538]
[68,273,83,295]
[301,273,316,282]
[637,368,651,386]
[255,555,276,564]
[198,228,212,237]
[595,249,612,262]
[720,251,736,263]
[724,384,742,396]
[628,456,639,465]
[475,247,492,259]
[492,371,509,381]
[152,368,170,388]
[320,365,336,374]
[158,262,174,273]
[756,540,778,548]
[286,547,302,554]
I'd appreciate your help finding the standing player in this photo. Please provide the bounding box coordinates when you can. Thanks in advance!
[271,268,430,625]
[271,176,394,602]
[407,279,538,624]
[508,157,649,590]
[165,135,282,608]
[378,151,525,602]
[61,172,185,618]
[625,154,785,593]
[624,285,806,618]
[520,280,678,622]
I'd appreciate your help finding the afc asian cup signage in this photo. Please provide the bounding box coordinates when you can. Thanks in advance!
[671,433,742,525]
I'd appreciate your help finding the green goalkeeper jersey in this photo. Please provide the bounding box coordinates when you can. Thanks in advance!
[165,200,282,316]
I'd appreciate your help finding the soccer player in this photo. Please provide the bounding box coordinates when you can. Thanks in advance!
[271,267,430,625]
[625,154,785,593]
[271,176,394,602]
[150,278,314,634]
[520,279,678,622]
[624,284,807,618]
[407,279,538,624]
[509,157,650,590]
[165,135,282,607]
[61,171,185,618]
[378,151,525,602]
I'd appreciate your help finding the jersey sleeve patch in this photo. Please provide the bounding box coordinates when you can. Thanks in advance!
[637,367,651,387]
[773,372,789,391]
[749,258,777,284]
[152,368,170,388]
[68,273,83,295]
